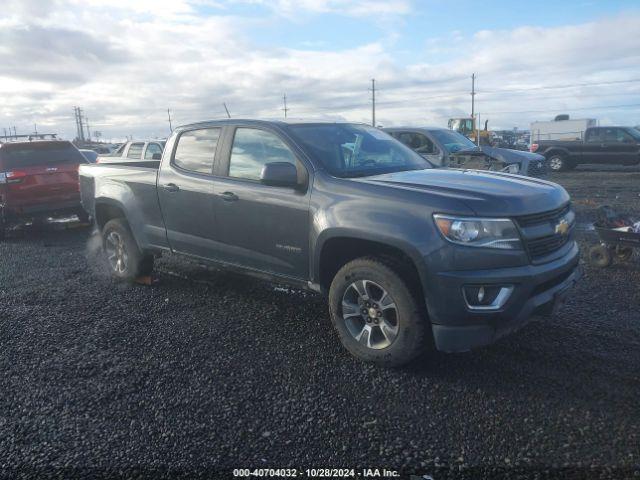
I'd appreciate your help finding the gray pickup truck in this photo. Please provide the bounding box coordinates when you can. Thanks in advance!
[80,120,581,366]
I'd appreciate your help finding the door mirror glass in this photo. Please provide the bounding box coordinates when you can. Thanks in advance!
[260,162,298,187]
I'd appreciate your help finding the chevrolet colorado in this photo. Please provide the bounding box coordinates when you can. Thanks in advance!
[80,120,581,366]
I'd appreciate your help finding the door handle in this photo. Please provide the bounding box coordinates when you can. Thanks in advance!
[220,191,238,202]
[162,183,180,192]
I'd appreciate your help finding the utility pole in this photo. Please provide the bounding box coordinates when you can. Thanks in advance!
[34,123,38,136]
[167,108,173,132]
[370,78,376,127]
[85,118,91,142]
[282,94,289,118]
[3,128,7,142]
[13,126,17,139]
[471,73,476,119]
[223,103,231,119]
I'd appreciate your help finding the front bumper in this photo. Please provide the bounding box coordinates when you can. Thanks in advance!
[428,241,581,352]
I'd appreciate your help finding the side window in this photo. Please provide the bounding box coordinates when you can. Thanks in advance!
[229,128,296,181]
[173,128,220,174]
[127,143,144,159]
[144,143,163,159]
[604,128,625,143]
[396,132,436,154]
[585,129,601,143]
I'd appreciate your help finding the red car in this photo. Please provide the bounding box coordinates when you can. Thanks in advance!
[0,140,89,239]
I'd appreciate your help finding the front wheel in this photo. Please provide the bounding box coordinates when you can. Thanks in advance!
[102,218,154,280]
[328,257,429,367]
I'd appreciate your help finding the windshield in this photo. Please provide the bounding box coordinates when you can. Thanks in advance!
[289,124,432,178]
[0,141,86,169]
[430,129,477,153]
[625,127,640,141]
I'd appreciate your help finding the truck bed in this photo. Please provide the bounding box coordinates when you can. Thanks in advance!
[79,162,169,251]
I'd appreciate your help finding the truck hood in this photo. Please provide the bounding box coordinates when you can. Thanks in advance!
[455,146,545,164]
[359,168,569,217]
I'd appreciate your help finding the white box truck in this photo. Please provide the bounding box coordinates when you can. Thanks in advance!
[530,117,597,142]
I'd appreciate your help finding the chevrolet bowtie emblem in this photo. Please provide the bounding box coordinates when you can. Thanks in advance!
[555,218,570,236]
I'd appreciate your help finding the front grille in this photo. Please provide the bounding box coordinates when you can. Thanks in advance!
[515,203,571,228]
[515,203,573,260]
[526,234,570,259]
[526,159,548,178]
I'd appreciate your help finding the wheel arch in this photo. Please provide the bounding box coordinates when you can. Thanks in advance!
[314,231,426,302]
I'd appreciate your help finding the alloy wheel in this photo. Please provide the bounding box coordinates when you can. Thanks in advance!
[341,279,399,349]
[105,231,128,274]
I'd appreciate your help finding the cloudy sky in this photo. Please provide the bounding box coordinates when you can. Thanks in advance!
[1,0,639,141]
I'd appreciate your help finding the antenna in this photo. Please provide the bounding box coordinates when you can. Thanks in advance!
[370,78,376,127]
[223,103,231,118]
[167,108,173,132]
[282,94,289,118]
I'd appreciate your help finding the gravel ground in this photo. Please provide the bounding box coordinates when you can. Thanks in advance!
[1,167,639,480]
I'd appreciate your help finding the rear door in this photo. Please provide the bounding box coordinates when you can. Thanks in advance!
[157,127,221,258]
[582,128,604,163]
[0,142,87,209]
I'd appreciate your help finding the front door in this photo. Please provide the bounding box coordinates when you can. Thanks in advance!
[157,127,221,258]
[211,126,311,280]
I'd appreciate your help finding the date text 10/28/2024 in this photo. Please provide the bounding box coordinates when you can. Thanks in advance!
[232,468,420,478]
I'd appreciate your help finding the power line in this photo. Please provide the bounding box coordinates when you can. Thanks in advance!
[481,102,640,115]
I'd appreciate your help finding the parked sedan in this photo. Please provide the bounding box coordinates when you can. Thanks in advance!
[384,127,548,177]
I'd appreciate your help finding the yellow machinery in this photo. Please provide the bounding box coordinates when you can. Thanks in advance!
[447,117,493,145]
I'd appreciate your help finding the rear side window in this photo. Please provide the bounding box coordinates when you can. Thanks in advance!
[0,142,86,169]
[144,143,163,159]
[127,143,144,159]
[228,128,296,180]
[585,129,602,142]
[173,128,220,174]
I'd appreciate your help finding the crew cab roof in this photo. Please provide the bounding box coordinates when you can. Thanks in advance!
[177,118,368,130]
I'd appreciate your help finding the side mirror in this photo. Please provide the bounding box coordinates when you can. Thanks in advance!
[152,153,162,160]
[260,162,298,187]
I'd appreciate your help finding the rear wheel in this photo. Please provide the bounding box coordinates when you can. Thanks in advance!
[102,218,154,280]
[589,244,612,268]
[548,154,574,172]
[328,257,428,367]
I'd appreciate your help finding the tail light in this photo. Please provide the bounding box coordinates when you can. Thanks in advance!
[2,171,28,184]
[530,143,539,153]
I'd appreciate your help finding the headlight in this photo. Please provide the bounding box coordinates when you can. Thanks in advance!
[433,215,522,250]
[501,163,520,174]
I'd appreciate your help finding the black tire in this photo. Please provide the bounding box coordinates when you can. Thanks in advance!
[588,244,612,268]
[548,154,574,172]
[328,256,428,367]
[102,218,154,280]
[615,246,634,262]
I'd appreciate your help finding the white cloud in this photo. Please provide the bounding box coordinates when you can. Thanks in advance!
[1,2,639,141]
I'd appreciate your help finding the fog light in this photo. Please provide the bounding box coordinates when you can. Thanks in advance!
[463,285,513,311]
